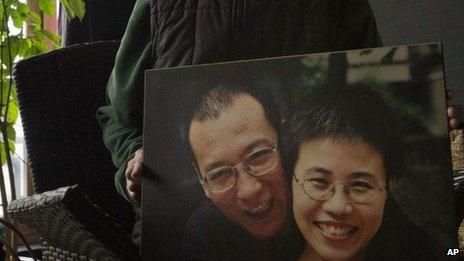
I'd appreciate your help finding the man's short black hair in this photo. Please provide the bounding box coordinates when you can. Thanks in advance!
[186,81,282,163]
[191,83,281,133]
[284,86,405,183]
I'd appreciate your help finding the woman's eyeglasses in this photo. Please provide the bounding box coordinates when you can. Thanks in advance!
[293,175,387,204]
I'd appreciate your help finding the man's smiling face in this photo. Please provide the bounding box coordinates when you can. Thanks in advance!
[189,93,289,238]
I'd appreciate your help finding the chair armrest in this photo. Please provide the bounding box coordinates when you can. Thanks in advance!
[7,185,140,261]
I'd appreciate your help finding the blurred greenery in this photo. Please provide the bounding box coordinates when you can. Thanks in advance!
[295,47,444,125]
[355,73,424,122]
[296,54,329,103]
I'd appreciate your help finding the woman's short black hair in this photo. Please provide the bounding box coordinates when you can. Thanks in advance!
[284,85,405,183]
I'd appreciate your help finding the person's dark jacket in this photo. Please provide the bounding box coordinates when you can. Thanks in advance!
[96,0,382,202]
[182,200,305,261]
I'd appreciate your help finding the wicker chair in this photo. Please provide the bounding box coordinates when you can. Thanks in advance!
[7,41,139,260]
[452,129,464,249]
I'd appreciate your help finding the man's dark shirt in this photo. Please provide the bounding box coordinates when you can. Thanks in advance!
[182,200,305,261]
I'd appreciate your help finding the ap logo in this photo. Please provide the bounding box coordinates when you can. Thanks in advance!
[446,249,460,256]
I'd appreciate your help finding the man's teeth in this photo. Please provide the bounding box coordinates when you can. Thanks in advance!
[249,199,272,215]
[315,222,357,238]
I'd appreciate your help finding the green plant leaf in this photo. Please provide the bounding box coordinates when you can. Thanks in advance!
[6,36,21,61]
[17,38,31,57]
[10,84,17,101]
[9,7,26,29]
[6,124,16,143]
[60,0,86,21]
[0,22,6,34]
[9,140,15,155]
[6,98,19,124]
[41,29,61,46]
[1,79,11,105]
[16,2,29,16]
[21,37,35,58]
[0,140,15,166]
[0,141,6,166]
[0,43,11,65]
[29,33,48,54]
[39,0,55,16]
[60,0,74,18]
[27,10,42,26]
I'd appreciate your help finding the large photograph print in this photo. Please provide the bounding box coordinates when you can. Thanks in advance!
[142,43,457,260]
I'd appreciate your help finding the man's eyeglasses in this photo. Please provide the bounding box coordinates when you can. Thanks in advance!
[194,145,278,193]
[293,175,387,204]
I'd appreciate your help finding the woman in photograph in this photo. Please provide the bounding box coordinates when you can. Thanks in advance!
[285,87,444,261]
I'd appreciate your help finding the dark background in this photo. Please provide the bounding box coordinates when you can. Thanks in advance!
[368,0,464,106]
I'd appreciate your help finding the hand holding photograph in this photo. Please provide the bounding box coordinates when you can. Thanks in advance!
[142,43,457,260]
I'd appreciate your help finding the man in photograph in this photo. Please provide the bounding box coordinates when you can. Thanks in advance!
[182,84,303,260]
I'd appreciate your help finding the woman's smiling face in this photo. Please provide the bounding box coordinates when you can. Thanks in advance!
[292,138,388,261]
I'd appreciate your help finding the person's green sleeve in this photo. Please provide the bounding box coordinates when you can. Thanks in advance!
[96,0,153,202]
